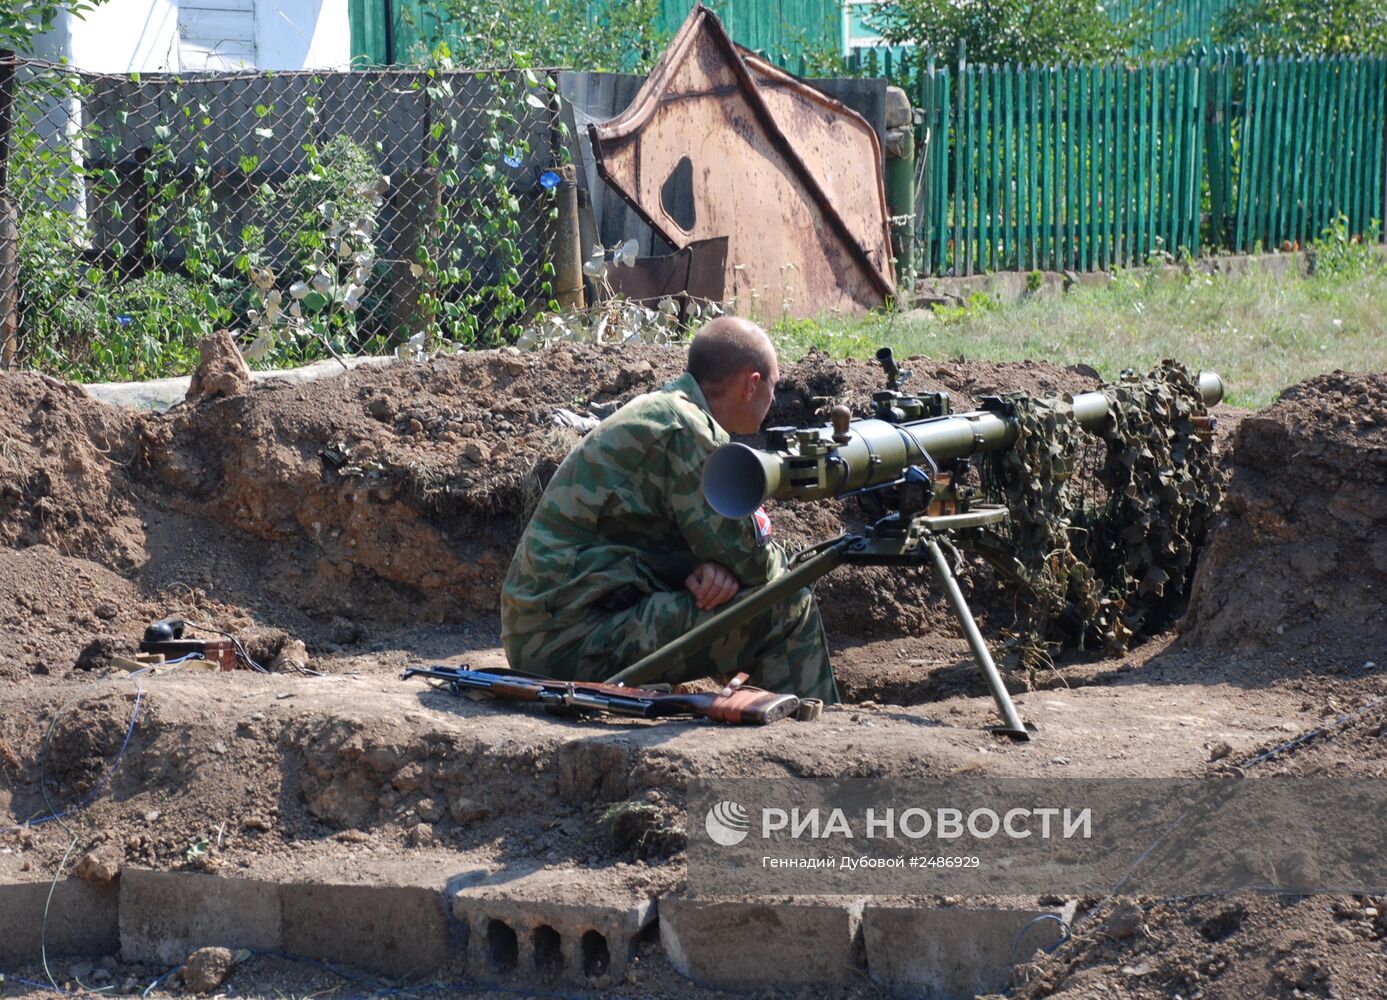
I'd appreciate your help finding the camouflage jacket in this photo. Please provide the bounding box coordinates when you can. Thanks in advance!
[501,371,785,643]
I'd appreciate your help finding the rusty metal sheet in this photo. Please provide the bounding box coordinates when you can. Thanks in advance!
[588,4,895,319]
[605,236,729,313]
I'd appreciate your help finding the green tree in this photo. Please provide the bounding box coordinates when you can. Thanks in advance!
[3,0,104,53]
[870,0,1142,65]
[1214,0,1387,55]
[409,0,667,71]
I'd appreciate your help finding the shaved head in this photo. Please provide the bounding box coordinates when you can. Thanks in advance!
[686,317,777,396]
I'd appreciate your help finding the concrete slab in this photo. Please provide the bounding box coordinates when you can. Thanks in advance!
[450,866,658,984]
[280,881,452,979]
[862,904,1066,999]
[119,869,281,964]
[0,879,120,964]
[659,896,864,988]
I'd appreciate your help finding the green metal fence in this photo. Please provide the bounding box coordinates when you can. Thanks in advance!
[349,0,843,68]
[671,0,841,62]
[904,51,1387,277]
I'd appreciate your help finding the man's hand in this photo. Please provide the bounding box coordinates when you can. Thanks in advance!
[685,561,740,612]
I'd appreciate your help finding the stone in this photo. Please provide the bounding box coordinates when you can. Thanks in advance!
[270,639,310,673]
[73,844,124,884]
[883,125,911,160]
[182,946,235,993]
[462,440,491,464]
[449,797,491,824]
[407,823,434,847]
[417,797,444,822]
[1105,903,1145,940]
[186,330,251,402]
[75,635,135,672]
[660,896,863,988]
[884,85,912,128]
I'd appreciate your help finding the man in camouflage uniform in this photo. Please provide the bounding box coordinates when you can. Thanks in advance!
[501,317,838,702]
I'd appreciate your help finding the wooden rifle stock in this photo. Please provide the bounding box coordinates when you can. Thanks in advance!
[401,666,800,725]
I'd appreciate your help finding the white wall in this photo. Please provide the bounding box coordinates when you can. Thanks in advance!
[28,0,350,73]
[34,0,182,72]
[255,0,351,71]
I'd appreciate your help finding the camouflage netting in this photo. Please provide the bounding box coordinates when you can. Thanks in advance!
[980,361,1226,673]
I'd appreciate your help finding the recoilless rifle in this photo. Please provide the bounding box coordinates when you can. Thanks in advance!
[605,349,1225,741]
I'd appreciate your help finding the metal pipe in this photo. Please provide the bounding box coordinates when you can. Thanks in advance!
[924,534,1029,739]
[703,372,1225,518]
[553,163,584,309]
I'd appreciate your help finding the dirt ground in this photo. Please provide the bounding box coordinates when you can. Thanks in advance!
[2,347,1385,999]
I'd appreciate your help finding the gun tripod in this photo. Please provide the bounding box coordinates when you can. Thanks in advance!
[604,501,1034,741]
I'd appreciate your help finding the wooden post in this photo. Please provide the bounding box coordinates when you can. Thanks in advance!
[0,49,17,369]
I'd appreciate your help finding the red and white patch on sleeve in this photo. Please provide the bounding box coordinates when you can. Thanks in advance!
[753,506,773,546]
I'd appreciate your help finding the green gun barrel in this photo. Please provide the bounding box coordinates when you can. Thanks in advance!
[704,372,1224,518]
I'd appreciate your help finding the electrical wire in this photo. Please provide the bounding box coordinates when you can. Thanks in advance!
[179,619,269,674]
[180,617,325,676]
[31,672,148,993]
[2,662,191,994]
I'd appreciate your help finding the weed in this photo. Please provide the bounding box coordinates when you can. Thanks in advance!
[1306,214,1385,281]
[773,265,1387,410]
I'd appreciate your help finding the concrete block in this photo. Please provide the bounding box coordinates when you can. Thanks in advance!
[659,896,864,988]
[0,879,120,964]
[119,869,281,964]
[984,271,1029,303]
[863,905,1065,999]
[450,867,655,984]
[281,882,452,979]
[810,78,889,150]
[885,85,913,128]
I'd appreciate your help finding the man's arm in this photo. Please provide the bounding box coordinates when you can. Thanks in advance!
[663,419,783,591]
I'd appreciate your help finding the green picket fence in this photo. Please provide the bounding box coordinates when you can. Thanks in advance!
[904,51,1387,277]
[1213,52,1387,255]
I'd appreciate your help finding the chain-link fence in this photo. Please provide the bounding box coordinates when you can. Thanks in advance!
[0,54,570,380]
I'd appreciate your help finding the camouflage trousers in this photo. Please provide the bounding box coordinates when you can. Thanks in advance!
[504,585,839,703]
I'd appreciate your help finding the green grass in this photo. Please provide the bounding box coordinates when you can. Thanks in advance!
[770,266,1387,410]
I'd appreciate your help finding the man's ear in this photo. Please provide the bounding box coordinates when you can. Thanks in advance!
[744,371,761,400]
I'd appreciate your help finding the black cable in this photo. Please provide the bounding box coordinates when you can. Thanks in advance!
[179,619,269,674]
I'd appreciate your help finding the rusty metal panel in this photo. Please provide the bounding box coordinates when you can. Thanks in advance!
[605,236,728,313]
[588,4,895,319]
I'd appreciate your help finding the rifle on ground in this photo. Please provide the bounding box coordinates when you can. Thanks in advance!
[401,666,802,725]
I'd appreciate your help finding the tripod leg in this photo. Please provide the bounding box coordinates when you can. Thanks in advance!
[923,533,1032,741]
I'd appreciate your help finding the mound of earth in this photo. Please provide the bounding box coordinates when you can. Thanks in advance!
[0,345,1103,687]
[1181,371,1387,665]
